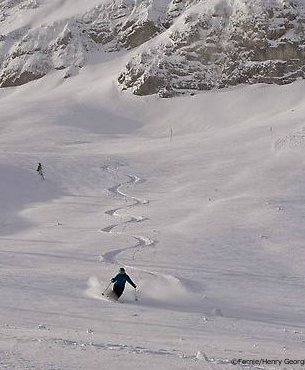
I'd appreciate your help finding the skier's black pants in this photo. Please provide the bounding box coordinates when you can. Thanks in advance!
[113,285,124,298]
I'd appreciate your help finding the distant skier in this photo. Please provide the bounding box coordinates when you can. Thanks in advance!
[36,162,44,180]
[111,267,136,299]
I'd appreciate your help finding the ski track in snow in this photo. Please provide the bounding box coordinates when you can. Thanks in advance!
[100,173,156,265]
[0,332,256,370]
[47,338,245,369]
[86,166,196,310]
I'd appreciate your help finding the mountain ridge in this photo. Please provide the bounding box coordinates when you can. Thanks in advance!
[0,0,305,96]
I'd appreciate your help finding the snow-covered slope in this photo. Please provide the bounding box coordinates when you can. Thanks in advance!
[1,0,305,95]
[2,1,305,370]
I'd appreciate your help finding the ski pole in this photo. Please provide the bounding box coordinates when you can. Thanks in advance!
[134,288,138,302]
[102,281,112,296]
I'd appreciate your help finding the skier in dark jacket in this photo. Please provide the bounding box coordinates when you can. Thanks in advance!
[36,162,44,180]
[111,267,136,299]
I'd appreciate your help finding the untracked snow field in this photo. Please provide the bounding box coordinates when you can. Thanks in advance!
[2,19,305,370]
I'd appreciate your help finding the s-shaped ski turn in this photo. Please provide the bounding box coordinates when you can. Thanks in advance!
[100,174,157,265]
[87,164,197,310]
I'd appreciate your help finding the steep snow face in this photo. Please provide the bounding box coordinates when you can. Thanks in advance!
[0,0,305,94]
[0,0,165,86]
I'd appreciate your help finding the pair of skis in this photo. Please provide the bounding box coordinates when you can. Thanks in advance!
[102,282,138,302]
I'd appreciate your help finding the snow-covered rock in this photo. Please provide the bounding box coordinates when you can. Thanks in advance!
[119,0,305,96]
[0,0,305,95]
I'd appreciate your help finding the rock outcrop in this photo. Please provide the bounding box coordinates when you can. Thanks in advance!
[0,0,305,96]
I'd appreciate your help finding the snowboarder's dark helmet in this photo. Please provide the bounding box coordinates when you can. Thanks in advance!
[120,267,125,273]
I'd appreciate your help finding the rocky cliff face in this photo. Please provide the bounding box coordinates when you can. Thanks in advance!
[118,0,305,96]
[0,0,305,96]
